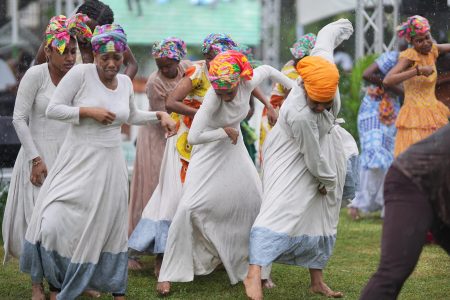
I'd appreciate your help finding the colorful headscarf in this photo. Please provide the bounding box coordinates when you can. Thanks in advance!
[152,37,187,61]
[235,44,262,68]
[290,33,316,60]
[397,15,430,42]
[45,14,92,54]
[201,33,238,55]
[297,56,339,102]
[91,24,127,53]
[66,13,92,41]
[208,50,253,90]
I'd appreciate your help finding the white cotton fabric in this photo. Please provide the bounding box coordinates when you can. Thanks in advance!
[158,65,295,284]
[23,63,158,268]
[2,63,69,263]
[249,19,354,268]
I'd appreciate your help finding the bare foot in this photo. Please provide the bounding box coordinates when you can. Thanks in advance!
[83,289,101,298]
[49,291,58,300]
[347,207,360,220]
[31,283,45,300]
[244,275,263,300]
[156,281,171,296]
[310,282,343,298]
[114,296,126,300]
[261,277,276,289]
[128,257,142,271]
[154,254,163,278]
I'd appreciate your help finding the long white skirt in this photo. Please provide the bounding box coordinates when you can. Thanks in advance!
[249,125,347,269]
[128,136,183,253]
[20,139,128,299]
[2,139,63,263]
[158,135,263,284]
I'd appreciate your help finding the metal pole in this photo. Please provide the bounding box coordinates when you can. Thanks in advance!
[10,0,19,46]
[355,0,364,59]
[375,0,384,53]
[65,0,74,16]
[55,0,62,15]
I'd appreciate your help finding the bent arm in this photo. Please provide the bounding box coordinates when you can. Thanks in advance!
[310,18,354,63]
[166,77,198,117]
[437,43,450,54]
[123,47,138,80]
[292,118,336,190]
[187,89,228,145]
[383,58,415,87]
[46,66,83,124]
[12,69,42,160]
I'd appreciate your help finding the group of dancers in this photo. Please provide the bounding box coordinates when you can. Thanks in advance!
[1,0,450,298]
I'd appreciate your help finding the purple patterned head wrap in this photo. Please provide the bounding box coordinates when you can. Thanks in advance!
[91,24,127,53]
[201,33,238,55]
[152,37,187,61]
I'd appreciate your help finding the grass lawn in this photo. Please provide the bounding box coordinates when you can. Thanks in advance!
[1,212,449,300]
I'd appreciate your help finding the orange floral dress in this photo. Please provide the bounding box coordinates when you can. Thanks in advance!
[173,62,210,182]
[394,44,450,157]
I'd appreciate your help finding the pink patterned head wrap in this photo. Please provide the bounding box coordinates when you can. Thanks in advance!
[397,15,430,42]
[45,14,92,54]
[91,24,127,53]
[152,37,187,61]
[208,50,253,90]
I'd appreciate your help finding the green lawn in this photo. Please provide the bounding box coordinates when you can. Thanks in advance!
[1,212,449,299]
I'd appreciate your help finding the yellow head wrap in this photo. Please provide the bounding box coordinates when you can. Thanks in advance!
[297,56,339,102]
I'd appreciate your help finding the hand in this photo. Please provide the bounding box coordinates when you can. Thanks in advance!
[30,158,47,187]
[158,112,177,138]
[318,185,327,195]
[266,106,279,127]
[223,127,239,145]
[82,107,116,125]
[418,65,434,77]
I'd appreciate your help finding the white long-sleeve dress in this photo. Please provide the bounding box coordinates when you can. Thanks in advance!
[19,64,160,300]
[158,65,295,284]
[249,19,354,269]
[2,63,69,263]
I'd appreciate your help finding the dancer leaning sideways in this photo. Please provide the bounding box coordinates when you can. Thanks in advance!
[244,19,354,300]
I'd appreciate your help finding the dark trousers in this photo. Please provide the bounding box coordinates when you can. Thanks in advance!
[360,166,450,300]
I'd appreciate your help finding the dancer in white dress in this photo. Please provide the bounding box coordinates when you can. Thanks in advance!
[19,25,176,300]
[156,50,295,295]
[1,15,91,299]
[128,33,278,278]
[244,19,354,300]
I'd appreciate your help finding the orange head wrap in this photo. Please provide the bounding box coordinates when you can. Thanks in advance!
[296,56,339,102]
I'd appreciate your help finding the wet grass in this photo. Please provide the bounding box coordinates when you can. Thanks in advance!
[1,211,449,299]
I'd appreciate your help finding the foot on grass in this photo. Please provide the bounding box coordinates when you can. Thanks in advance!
[244,275,263,300]
[156,281,171,296]
[347,207,360,220]
[83,289,101,298]
[128,257,142,271]
[31,283,45,300]
[261,277,276,289]
[310,282,343,298]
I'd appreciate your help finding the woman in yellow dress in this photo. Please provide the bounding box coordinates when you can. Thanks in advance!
[383,15,450,157]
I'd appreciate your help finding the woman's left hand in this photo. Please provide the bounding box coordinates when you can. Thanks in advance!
[266,106,279,126]
[158,112,177,137]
